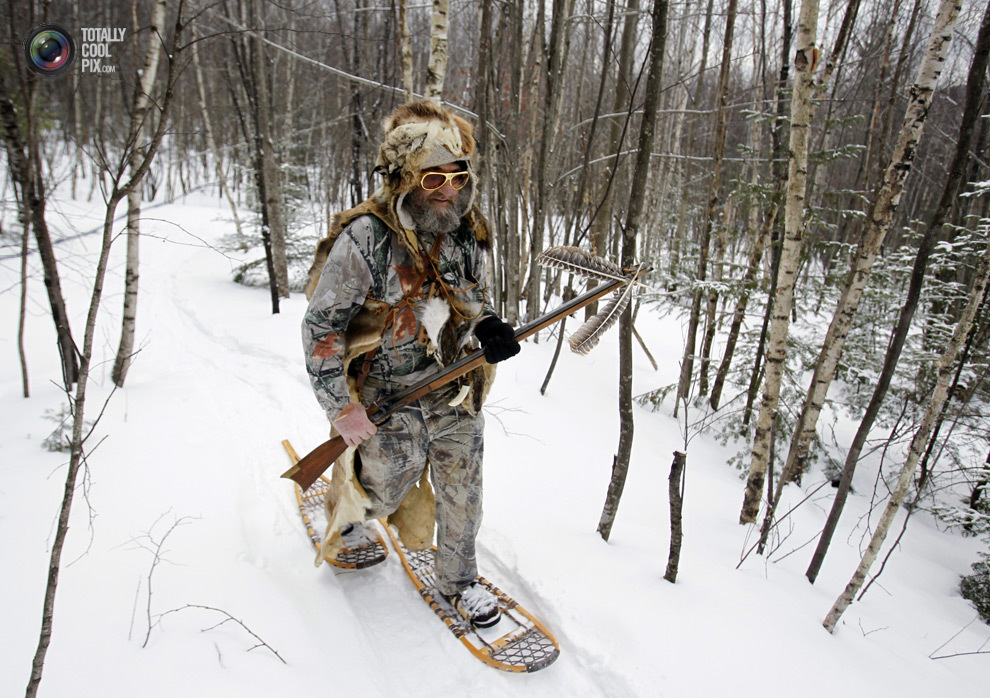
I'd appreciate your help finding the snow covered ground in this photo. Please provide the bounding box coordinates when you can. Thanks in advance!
[2,187,988,697]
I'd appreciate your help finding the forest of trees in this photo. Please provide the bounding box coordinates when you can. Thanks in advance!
[3,0,990,689]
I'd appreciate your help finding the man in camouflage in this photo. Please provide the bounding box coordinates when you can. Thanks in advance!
[302,100,519,627]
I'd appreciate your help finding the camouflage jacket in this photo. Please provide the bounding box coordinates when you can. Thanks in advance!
[302,214,495,420]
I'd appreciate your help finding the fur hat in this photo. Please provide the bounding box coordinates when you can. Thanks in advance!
[373,100,477,229]
[374,100,476,187]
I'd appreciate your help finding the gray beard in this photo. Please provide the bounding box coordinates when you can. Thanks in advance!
[404,187,470,234]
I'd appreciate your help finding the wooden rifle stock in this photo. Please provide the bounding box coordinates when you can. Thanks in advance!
[282,277,626,491]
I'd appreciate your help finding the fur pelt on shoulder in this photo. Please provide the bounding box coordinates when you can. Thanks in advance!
[303,197,489,301]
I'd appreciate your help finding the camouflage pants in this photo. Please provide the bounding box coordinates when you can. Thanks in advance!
[357,382,484,596]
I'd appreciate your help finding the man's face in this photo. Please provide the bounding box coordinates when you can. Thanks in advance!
[405,161,470,234]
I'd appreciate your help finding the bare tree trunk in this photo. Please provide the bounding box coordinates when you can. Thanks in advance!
[806,0,990,583]
[497,0,524,325]
[527,0,574,323]
[25,10,186,695]
[681,0,738,402]
[240,0,289,310]
[698,200,731,395]
[541,0,617,393]
[662,0,695,280]
[664,451,686,583]
[588,0,639,319]
[771,0,962,507]
[858,0,902,200]
[507,4,523,323]
[598,0,669,541]
[748,0,860,421]
[823,240,990,633]
[670,0,715,419]
[113,0,169,387]
[70,1,82,200]
[253,1,289,301]
[473,0,493,168]
[0,75,78,386]
[425,0,450,100]
[739,0,820,524]
[835,0,918,252]
[191,33,243,236]
[17,195,30,397]
[710,205,777,409]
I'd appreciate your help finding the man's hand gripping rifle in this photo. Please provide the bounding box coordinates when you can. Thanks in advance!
[283,246,648,491]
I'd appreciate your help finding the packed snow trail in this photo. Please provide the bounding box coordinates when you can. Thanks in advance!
[2,191,988,697]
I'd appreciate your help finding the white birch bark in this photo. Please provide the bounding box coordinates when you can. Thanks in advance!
[774,0,962,499]
[425,0,450,101]
[739,0,820,524]
[823,241,990,633]
[112,0,168,388]
[398,0,414,100]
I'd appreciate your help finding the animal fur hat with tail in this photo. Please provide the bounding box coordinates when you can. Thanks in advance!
[374,100,478,230]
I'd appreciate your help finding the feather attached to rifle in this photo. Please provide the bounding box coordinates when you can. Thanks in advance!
[537,246,627,284]
[568,281,635,355]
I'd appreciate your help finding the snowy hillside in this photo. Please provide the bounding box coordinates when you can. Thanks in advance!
[2,188,988,697]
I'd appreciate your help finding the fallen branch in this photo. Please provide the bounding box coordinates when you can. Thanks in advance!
[155,604,287,664]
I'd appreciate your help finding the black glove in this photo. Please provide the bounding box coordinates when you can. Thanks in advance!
[475,316,521,363]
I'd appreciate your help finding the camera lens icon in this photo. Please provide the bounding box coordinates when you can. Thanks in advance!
[25,24,76,76]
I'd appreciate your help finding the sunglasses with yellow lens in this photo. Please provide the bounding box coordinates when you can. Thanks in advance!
[420,170,470,191]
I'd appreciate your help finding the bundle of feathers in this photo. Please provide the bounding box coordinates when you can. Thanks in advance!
[537,246,638,356]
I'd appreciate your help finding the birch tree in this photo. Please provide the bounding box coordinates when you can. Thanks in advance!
[26,10,187,695]
[823,239,990,633]
[807,0,990,583]
[398,0,414,100]
[739,0,821,524]
[112,0,169,387]
[770,0,962,511]
[425,0,450,100]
